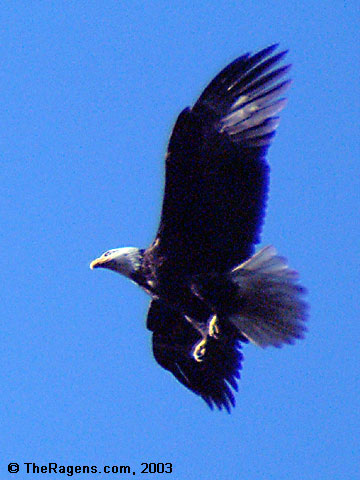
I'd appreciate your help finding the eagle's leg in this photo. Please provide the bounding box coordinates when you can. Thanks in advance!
[193,315,221,362]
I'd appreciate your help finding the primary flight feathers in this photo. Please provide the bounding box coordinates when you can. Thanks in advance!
[90,44,307,412]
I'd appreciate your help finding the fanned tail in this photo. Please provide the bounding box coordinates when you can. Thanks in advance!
[229,246,307,347]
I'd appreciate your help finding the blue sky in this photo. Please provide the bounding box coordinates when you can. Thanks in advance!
[1,1,359,479]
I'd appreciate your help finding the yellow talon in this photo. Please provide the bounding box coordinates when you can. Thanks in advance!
[209,315,220,338]
[193,339,207,362]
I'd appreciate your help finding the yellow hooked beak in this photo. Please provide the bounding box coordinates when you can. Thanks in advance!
[90,256,109,270]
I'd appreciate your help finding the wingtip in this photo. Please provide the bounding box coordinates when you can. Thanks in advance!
[270,42,280,48]
[250,45,289,68]
[260,43,280,55]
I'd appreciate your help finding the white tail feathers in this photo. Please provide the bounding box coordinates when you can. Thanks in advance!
[229,246,307,348]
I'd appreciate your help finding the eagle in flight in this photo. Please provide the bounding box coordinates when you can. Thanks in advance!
[90,44,307,412]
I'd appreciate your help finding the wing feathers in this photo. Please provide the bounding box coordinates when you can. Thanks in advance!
[220,65,290,146]
[223,99,288,134]
[153,44,291,274]
[195,44,280,107]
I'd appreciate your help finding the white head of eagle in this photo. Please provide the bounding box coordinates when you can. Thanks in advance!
[89,44,308,412]
[90,247,142,279]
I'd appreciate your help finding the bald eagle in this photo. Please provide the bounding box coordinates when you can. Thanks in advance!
[90,45,307,411]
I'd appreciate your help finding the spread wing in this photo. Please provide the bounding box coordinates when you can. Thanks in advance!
[152,44,291,275]
[146,300,244,411]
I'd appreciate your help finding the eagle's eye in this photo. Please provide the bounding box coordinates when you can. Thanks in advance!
[103,251,112,257]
